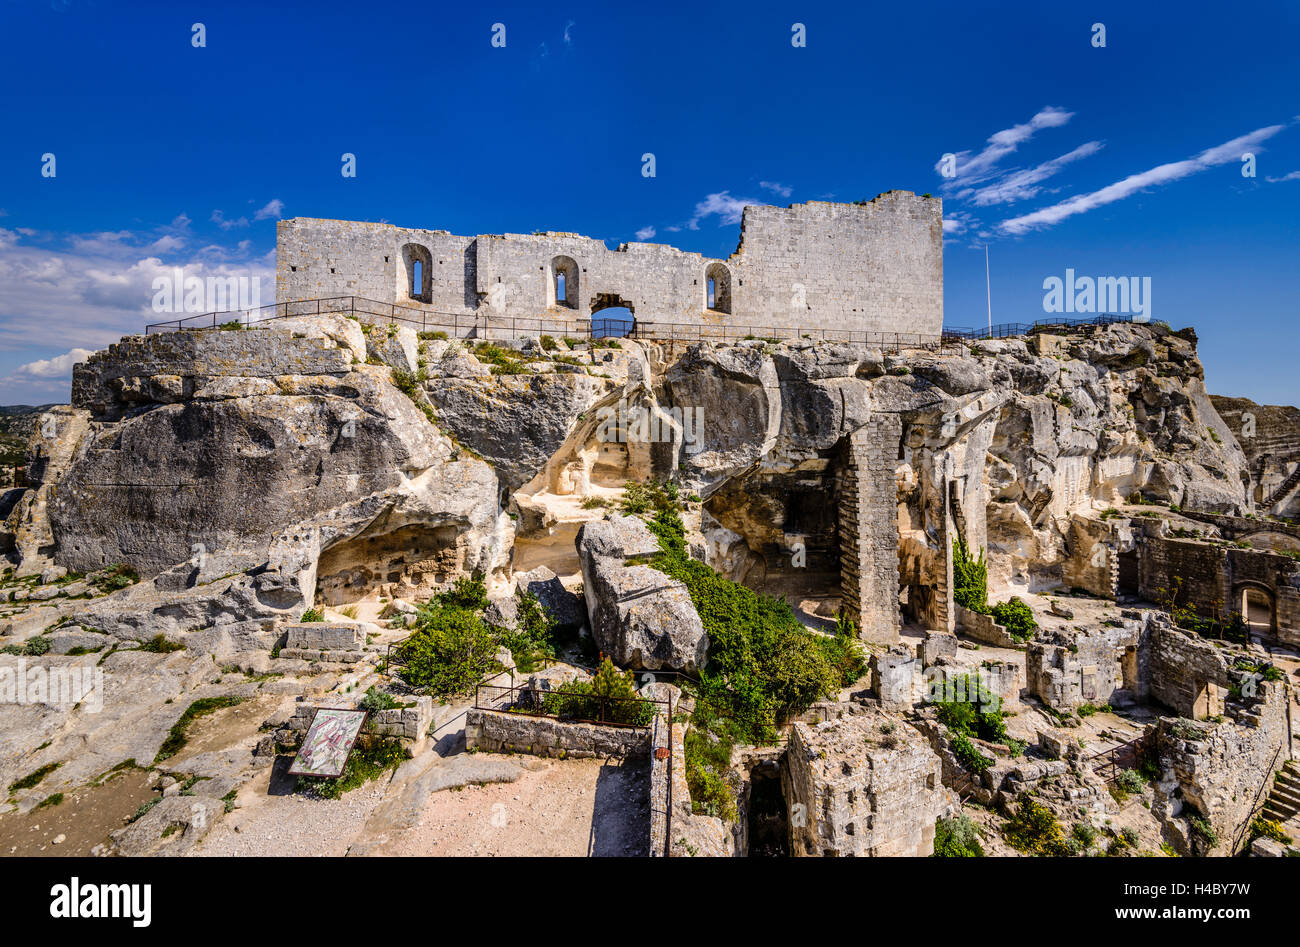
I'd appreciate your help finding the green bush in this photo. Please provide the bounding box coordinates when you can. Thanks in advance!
[541,658,654,726]
[494,589,558,673]
[949,731,993,773]
[952,536,988,613]
[933,814,984,857]
[93,563,139,593]
[300,607,325,623]
[1115,768,1146,795]
[684,725,737,820]
[990,597,1037,640]
[358,686,405,713]
[137,634,185,653]
[643,496,856,743]
[8,762,62,793]
[1004,799,1072,856]
[396,604,499,697]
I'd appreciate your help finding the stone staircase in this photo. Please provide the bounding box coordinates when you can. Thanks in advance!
[1262,465,1300,509]
[1261,759,1300,824]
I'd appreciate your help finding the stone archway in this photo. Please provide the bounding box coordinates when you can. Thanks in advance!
[1236,582,1277,637]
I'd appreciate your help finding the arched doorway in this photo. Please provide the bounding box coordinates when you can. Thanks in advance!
[590,294,635,339]
[1237,583,1276,638]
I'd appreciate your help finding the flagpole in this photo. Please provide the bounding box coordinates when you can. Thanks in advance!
[985,245,992,335]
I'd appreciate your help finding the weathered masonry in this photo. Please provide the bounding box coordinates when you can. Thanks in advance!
[276,191,943,339]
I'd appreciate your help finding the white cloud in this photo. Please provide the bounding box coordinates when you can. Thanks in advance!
[0,225,273,399]
[999,124,1287,234]
[635,226,656,241]
[563,20,575,45]
[254,199,284,221]
[1265,170,1300,183]
[942,211,974,235]
[937,106,1075,184]
[8,348,95,382]
[212,209,249,230]
[967,141,1104,206]
[760,181,793,198]
[688,191,762,229]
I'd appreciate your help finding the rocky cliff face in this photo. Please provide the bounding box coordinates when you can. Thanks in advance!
[1,319,1254,643]
[6,316,513,635]
[428,322,1249,634]
[1210,394,1300,517]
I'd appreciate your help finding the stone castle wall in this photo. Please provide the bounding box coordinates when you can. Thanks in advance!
[275,192,943,339]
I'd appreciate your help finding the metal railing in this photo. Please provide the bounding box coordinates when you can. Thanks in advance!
[1231,743,1284,855]
[1087,730,1149,783]
[942,313,1142,342]
[473,681,668,729]
[145,297,1147,347]
[145,295,581,340]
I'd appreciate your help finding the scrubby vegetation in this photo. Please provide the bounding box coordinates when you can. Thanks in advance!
[136,633,185,653]
[615,478,866,821]
[638,481,866,744]
[952,536,988,612]
[1003,798,1072,856]
[395,581,501,696]
[933,814,984,856]
[990,597,1037,640]
[155,696,247,763]
[90,563,139,593]
[395,576,573,695]
[541,658,655,726]
[8,761,62,794]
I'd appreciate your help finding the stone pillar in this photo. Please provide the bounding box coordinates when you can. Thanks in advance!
[839,415,901,644]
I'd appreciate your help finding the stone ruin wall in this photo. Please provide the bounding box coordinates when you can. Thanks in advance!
[1138,532,1300,647]
[275,192,943,339]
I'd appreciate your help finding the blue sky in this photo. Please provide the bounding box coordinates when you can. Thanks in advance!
[1,0,1297,405]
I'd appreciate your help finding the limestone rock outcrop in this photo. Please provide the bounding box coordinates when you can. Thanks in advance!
[575,514,707,671]
[13,320,512,636]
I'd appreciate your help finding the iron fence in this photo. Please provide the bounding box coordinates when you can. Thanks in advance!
[145,296,1146,347]
[473,681,668,729]
[1087,730,1149,783]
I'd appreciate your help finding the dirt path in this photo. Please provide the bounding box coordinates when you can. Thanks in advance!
[0,766,155,856]
[387,756,649,857]
[192,752,650,857]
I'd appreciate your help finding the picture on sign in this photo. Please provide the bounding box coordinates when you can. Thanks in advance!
[288,708,368,778]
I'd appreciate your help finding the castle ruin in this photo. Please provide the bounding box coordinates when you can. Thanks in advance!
[275,191,944,341]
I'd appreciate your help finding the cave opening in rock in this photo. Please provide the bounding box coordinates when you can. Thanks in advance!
[745,767,790,857]
[315,523,462,605]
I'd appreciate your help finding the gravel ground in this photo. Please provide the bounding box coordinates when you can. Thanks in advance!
[190,753,650,857]
[387,756,649,857]
[193,779,390,857]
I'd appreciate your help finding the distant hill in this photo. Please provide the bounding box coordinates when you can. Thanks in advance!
[0,404,57,467]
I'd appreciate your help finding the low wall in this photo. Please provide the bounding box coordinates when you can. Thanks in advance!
[284,697,433,741]
[956,604,1023,649]
[464,708,651,759]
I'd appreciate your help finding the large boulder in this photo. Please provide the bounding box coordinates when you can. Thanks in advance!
[575,515,707,672]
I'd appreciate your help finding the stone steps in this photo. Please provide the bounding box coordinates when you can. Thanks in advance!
[1260,765,1300,821]
[1262,466,1300,508]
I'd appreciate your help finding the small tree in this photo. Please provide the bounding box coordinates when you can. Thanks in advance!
[953,536,988,613]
